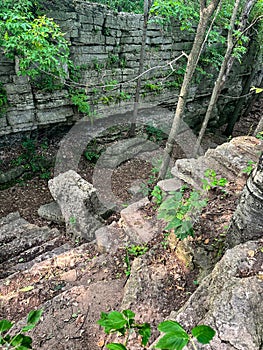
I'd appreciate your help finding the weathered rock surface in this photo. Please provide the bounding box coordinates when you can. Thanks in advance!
[168,136,262,192]
[153,240,263,350]
[0,212,70,278]
[97,137,159,169]
[0,165,25,184]
[120,197,161,243]
[38,201,65,224]
[1,0,260,137]
[95,222,129,253]
[227,151,263,248]
[48,170,104,241]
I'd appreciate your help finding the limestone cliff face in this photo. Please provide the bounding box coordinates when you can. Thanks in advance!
[0,0,262,137]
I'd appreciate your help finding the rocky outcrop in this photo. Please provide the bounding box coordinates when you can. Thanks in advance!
[159,240,263,350]
[227,151,263,248]
[1,135,262,350]
[120,197,161,244]
[166,136,262,192]
[48,170,105,241]
[0,212,71,278]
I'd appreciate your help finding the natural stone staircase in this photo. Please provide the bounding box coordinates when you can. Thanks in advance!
[0,135,262,349]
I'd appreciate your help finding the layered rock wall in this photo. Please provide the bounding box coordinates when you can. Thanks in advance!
[0,0,261,137]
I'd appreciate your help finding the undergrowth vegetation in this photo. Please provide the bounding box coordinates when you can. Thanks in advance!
[0,310,42,349]
[98,309,215,350]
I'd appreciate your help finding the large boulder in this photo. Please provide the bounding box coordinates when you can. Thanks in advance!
[49,170,104,241]
[155,240,263,350]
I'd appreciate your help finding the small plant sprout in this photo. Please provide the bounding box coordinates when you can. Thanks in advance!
[151,185,163,206]
[0,309,43,349]
[124,244,148,277]
[242,160,256,175]
[201,169,228,191]
[127,244,148,257]
[69,216,76,225]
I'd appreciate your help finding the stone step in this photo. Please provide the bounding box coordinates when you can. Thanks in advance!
[0,242,95,292]
[171,157,209,190]
[120,197,161,244]
[157,177,183,194]
[0,212,28,244]
[0,241,125,334]
[0,238,72,279]
[95,222,129,253]
[0,223,60,264]
[0,212,73,280]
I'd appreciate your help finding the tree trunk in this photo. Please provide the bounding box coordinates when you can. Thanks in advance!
[158,0,221,179]
[128,0,151,137]
[194,0,256,154]
[226,151,263,248]
[254,114,263,135]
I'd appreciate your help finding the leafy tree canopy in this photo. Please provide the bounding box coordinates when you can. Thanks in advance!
[0,0,71,78]
[89,0,144,13]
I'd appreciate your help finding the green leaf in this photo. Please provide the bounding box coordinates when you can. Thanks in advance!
[106,343,127,350]
[26,309,43,325]
[158,321,186,334]
[191,325,216,344]
[137,322,151,346]
[0,320,13,333]
[165,217,182,230]
[10,334,24,346]
[155,332,189,350]
[122,309,135,320]
[156,321,189,349]
[19,285,34,292]
[250,86,263,94]
[97,311,127,334]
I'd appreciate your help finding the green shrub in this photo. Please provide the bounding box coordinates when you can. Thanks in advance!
[157,186,207,240]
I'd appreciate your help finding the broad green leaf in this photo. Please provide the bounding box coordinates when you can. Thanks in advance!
[10,333,32,347]
[165,218,182,230]
[191,325,216,344]
[158,321,186,334]
[106,343,127,350]
[10,334,24,346]
[137,322,151,346]
[122,309,135,320]
[0,320,13,332]
[97,311,127,334]
[155,332,189,350]
[26,309,43,325]
[21,324,36,332]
